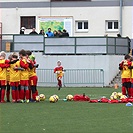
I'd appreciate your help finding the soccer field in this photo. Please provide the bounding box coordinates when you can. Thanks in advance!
[0,87,132,133]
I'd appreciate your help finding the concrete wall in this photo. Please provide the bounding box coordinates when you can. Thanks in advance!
[30,53,123,86]
[0,1,132,38]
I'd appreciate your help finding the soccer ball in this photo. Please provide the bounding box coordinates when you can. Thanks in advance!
[110,93,118,100]
[53,95,59,101]
[36,96,40,102]
[120,95,127,100]
[111,92,118,99]
[117,92,123,97]
[66,94,73,101]
[39,94,46,101]
[49,96,57,103]
[113,95,118,100]
[112,92,118,96]
[110,95,114,100]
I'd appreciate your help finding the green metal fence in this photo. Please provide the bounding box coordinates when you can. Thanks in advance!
[36,69,104,87]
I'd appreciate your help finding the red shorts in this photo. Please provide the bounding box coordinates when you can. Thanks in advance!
[10,82,19,87]
[20,80,29,86]
[0,80,7,86]
[122,78,130,83]
[29,76,38,86]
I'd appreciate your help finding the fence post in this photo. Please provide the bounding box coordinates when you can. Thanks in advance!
[106,37,108,54]
[43,36,45,54]
[12,34,15,52]
[115,37,116,54]
[101,69,104,87]
[75,37,76,55]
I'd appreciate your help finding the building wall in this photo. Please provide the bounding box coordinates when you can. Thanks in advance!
[51,6,120,36]
[0,1,132,38]
[122,6,132,38]
[29,53,123,86]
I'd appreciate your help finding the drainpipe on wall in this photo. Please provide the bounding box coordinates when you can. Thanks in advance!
[50,1,52,16]
[119,0,123,36]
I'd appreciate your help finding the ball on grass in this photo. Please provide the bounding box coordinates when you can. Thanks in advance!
[120,95,127,100]
[53,94,59,101]
[66,94,73,101]
[36,96,40,102]
[49,95,57,103]
[110,95,114,100]
[117,92,123,97]
[39,94,46,101]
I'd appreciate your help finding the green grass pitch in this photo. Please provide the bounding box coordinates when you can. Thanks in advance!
[0,87,133,133]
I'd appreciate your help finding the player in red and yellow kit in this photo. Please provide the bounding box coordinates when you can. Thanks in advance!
[128,57,133,98]
[54,60,64,90]
[29,54,39,101]
[119,55,131,97]
[6,54,12,102]
[129,63,133,97]
[26,50,32,100]
[19,49,30,103]
[9,53,23,102]
[0,51,10,103]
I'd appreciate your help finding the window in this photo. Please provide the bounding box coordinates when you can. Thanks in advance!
[21,16,36,29]
[106,20,119,32]
[76,21,88,32]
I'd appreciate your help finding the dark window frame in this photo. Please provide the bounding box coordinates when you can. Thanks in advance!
[114,22,118,29]
[21,16,36,29]
[106,20,119,31]
[76,21,89,32]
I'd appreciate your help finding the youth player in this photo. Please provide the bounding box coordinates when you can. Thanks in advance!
[119,54,131,97]
[6,54,12,102]
[29,54,39,101]
[26,50,32,100]
[0,51,10,103]
[128,57,133,98]
[9,53,24,102]
[19,49,31,103]
[54,60,64,90]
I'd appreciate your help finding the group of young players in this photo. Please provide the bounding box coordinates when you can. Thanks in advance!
[119,54,133,98]
[0,48,64,103]
[2,49,132,103]
[0,49,38,103]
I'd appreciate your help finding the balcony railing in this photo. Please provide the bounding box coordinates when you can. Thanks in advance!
[0,34,130,55]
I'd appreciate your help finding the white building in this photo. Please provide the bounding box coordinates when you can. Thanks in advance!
[0,0,132,38]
